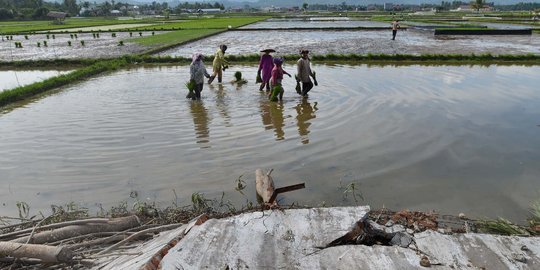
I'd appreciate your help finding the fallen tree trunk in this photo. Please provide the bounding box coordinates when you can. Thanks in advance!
[255,168,275,204]
[0,218,109,240]
[13,216,140,244]
[0,241,73,263]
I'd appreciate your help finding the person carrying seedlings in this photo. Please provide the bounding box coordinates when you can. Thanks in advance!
[208,44,229,84]
[257,49,275,91]
[391,20,400,40]
[296,49,317,97]
[269,57,291,101]
[189,53,210,100]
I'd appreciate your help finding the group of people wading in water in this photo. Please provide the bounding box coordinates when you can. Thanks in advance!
[189,45,317,101]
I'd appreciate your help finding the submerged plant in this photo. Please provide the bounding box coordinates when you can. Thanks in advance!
[118,41,124,46]
[342,182,364,203]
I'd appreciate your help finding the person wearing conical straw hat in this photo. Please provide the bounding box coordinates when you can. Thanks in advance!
[257,48,275,92]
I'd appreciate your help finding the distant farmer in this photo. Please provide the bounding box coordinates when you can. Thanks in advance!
[269,57,291,101]
[257,49,275,91]
[391,20,400,40]
[208,44,229,84]
[296,49,317,97]
[189,53,210,100]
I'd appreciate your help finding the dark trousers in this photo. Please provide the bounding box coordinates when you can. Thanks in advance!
[193,83,203,100]
[392,30,397,40]
[302,81,314,96]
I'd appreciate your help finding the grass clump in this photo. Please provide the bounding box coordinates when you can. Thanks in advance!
[478,217,530,236]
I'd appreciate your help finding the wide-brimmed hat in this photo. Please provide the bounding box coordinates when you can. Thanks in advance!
[260,48,276,53]
[299,49,310,54]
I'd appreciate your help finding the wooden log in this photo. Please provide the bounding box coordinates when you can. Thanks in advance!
[0,241,73,263]
[12,216,140,244]
[255,168,275,204]
[0,218,109,240]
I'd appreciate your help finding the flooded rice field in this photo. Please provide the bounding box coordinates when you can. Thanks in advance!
[240,19,390,29]
[45,23,157,32]
[0,69,72,91]
[159,29,540,57]
[1,64,540,222]
[0,32,158,61]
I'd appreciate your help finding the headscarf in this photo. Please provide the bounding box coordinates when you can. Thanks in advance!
[273,57,284,66]
[192,53,203,64]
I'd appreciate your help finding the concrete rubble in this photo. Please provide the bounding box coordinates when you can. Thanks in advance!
[94,206,540,269]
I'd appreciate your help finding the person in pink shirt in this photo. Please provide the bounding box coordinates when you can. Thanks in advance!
[257,49,275,91]
[269,57,291,101]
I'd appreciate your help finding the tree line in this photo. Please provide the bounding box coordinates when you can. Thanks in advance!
[0,0,224,20]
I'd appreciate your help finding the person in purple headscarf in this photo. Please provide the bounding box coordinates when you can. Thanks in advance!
[269,57,291,101]
[189,53,210,100]
[257,49,275,91]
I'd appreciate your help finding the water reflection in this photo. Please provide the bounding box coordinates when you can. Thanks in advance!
[259,99,285,140]
[189,101,211,148]
[295,99,318,144]
[209,83,232,127]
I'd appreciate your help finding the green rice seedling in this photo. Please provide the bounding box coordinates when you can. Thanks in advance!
[67,41,71,46]
[70,34,73,39]
[479,218,529,235]
[191,192,210,213]
[52,34,55,39]
[139,32,142,36]
[185,79,196,98]
[269,85,282,101]
[80,40,85,46]
[43,40,47,47]
[234,71,243,81]
[152,32,155,36]
[129,32,133,37]
[92,33,96,38]
[118,41,124,46]
[529,200,540,226]
[37,42,40,47]
[46,34,50,39]
[24,35,28,40]
[96,33,99,38]
[74,34,78,39]
[112,33,116,37]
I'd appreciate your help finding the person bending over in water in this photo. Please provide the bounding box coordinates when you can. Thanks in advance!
[257,49,275,91]
[269,57,291,101]
[208,45,229,84]
[296,49,317,97]
[190,53,210,100]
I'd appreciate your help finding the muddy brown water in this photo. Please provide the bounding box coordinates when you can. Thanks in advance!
[0,69,72,91]
[1,64,540,222]
[159,29,540,57]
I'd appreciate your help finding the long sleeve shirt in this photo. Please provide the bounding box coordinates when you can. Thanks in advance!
[297,58,313,83]
[190,62,210,84]
[212,49,229,70]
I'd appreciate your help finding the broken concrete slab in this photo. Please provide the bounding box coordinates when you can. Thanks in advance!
[158,206,540,270]
[160,206,370,269]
